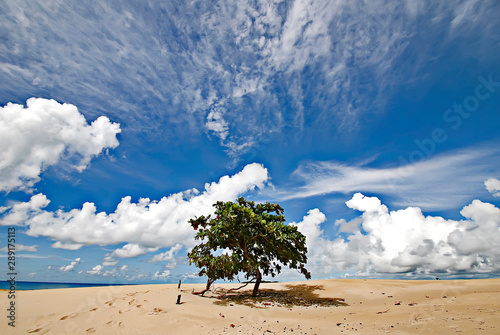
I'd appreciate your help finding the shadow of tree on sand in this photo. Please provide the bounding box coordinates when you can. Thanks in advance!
[213,284,348,308]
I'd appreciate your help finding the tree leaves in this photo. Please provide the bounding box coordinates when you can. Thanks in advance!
[187,197,311,295]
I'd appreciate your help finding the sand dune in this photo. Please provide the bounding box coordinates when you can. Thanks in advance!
[1,279,499,334]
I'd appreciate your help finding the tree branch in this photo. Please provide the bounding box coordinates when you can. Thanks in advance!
[192,279,214,296]
[217,277,257,298]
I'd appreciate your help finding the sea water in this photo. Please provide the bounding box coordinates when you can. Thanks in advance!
[0,281,136,290]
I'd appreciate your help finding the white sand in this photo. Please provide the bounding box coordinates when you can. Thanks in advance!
[1,278,499,334]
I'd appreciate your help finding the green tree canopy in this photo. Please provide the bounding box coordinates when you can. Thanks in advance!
[187,197,311,297]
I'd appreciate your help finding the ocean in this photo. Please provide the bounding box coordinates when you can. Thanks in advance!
[0,281,136,290]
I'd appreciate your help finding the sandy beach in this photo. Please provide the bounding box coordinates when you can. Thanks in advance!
[2,278,499,334]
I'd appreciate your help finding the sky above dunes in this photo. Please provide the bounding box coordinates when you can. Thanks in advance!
[1,0,500,284]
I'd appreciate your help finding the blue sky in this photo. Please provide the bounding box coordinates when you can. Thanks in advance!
[1,0,500,284]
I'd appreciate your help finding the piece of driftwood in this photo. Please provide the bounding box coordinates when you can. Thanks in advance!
[376,309,389,314]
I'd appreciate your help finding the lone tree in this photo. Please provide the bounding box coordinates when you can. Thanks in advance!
[187,197,311,297]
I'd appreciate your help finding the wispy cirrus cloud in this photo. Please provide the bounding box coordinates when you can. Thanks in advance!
[276,146,500,210]
[0,244,38,252]
[3,1,496,159]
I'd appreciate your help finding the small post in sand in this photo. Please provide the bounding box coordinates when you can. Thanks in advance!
[178,280,181,289]
[176,294,182,304]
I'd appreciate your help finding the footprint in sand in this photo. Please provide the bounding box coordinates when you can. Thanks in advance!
[89,307,98,311]
[147,307,166,315]
[28,328,43,333]
[60,315,69,320]
[129,299,135,305]
[86,328,96,333]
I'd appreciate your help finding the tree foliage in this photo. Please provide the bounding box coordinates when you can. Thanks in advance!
[187,197,311,296]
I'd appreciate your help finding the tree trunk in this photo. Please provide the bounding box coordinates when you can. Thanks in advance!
[252,269,262,297]
[206,278,213,291]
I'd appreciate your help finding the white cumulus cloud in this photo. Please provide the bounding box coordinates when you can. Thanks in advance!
[153,270,170,280]
[0,163,269,254]
[60,257,81,272]
[0,193,49,226]
[86,264,103,275]
[112,244,159,258]
[295,193,500,276]
[148,244,183,263]
[101,255,118,267]
[485,178,500,197]
[0,98,121,192]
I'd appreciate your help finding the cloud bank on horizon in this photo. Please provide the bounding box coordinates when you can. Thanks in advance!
[295,193,500,276]
[0,162,269,252]
[1,0,500,283]
[1,142,499,278]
